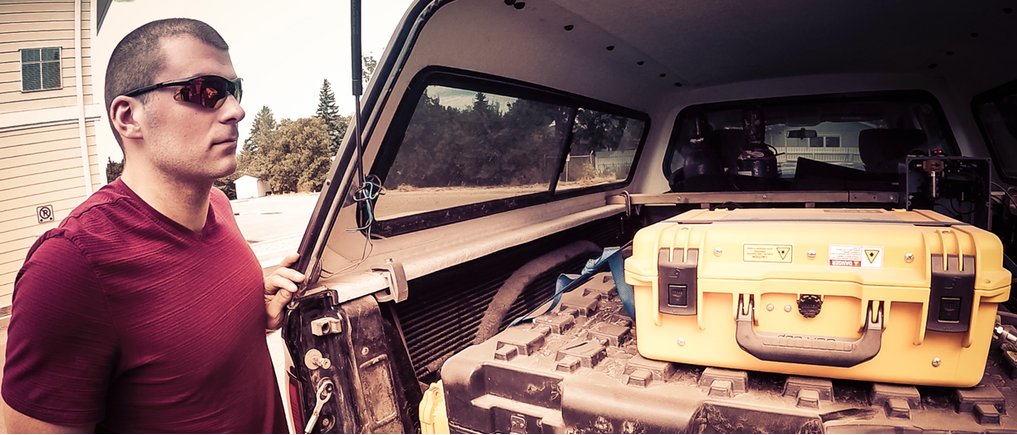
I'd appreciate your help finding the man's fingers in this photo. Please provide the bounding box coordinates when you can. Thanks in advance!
[268,286,295,309]
[277,252,300,268]
[265,288,295,330]
[265,274,301,294]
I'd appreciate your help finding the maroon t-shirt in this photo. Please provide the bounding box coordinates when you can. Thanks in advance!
[3,179,288,433]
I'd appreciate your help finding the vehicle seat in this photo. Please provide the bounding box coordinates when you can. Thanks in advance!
[709,129,747,174]
[858,129,927,174]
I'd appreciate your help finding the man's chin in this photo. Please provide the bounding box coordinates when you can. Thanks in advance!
[211,161,238,180]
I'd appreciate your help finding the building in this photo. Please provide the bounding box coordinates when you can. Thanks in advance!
[0,0,113,311]
[235,175,269,199]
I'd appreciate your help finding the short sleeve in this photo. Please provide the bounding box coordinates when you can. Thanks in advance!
[2,234,119,426]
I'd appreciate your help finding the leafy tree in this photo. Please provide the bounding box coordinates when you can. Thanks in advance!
[214,174,238,200]
[362,54,378,86]
[315,79,348,155]
[261,117,333,193]
[385,90,565,189]
[572,108,629,153]
[105,157,124,183]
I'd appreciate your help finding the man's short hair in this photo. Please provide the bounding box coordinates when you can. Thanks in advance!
[104,18,229,147]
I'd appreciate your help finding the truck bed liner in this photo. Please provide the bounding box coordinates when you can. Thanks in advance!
[440,273,1017,433]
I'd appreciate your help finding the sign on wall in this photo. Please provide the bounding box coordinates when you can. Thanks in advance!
[37,205,54,224]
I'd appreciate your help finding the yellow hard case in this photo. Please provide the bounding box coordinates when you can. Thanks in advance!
[624,208,1010,387]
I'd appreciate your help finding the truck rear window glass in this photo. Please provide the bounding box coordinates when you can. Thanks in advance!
[664,92,955,192]
[557,108,643,192]
[374,84,645,223]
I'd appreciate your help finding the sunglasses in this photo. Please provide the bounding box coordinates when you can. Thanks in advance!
[123,75,243,109]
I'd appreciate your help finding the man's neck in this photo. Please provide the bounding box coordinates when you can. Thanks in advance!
[120,168,213,233]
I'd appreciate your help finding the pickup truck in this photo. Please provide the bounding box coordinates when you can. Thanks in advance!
[281,0,1017,433]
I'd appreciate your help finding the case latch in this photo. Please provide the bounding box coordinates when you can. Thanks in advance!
[658,248,698,316]
[927,254,975,333]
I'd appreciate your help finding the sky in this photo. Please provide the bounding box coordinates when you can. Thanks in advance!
[94,0,417,166]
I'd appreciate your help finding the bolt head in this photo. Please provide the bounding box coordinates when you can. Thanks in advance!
[766,304,774,311]
[905,253,914,263]
[714,247,723,256]
[678,338,685,346]
[807,250,816,260]
[784,305,792,312]
[932,357,941,367]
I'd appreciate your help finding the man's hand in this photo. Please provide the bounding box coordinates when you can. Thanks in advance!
[265,253,304,331]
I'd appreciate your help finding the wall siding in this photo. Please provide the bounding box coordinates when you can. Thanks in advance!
[0,0,97,305]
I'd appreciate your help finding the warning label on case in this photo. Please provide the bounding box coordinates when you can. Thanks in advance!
[829,245,883,268]
[743,244,793,263]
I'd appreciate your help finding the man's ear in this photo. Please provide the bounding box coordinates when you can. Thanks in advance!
[109,96,143,141]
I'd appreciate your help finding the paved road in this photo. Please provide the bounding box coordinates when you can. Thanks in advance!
[232,193,319,243]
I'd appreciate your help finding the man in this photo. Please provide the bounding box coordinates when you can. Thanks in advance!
[2,18,302,433]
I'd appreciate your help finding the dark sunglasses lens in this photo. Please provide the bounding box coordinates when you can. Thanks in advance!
[174,77,241,109]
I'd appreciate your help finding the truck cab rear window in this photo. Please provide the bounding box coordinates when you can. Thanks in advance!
[664,92,956,192]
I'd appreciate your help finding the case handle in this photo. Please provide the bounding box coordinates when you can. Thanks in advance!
[735,297,883,367]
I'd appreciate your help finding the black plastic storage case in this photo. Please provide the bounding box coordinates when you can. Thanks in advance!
[439,272,1017,433]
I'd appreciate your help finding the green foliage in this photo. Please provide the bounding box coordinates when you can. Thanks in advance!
[214,174,238,200]
[259,117,333,193]
[383,86,644,192]
[105,157,124,183]
[315,79,349,155]
[572,108,629,154]
[363,54,378,86]
[237,102,332,194]
[243,105,277,155]
[385,90,565,188]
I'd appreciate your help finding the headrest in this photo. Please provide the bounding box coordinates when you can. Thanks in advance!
[858,129,927,173]
[708,129,747,171]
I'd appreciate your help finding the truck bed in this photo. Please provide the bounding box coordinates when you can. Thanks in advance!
[440,273,1017,433]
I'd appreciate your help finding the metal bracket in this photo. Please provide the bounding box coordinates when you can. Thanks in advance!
[372,258,408,303]
[311,316,343,336]
[620,190,631,217]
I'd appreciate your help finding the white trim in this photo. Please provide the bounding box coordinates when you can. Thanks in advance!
[75,0,92,195]
[0,104,104,134]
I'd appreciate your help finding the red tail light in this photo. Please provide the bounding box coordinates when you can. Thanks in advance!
[288,371,306,434]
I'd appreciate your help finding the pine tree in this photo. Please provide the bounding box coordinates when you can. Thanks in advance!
[315,79,347,155]
[243,105,277,155]
[238,105,278,180]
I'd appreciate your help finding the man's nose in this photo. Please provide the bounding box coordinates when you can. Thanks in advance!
[220,94,245,124]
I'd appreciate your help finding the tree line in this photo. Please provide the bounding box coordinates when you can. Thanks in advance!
[385,88,639,190]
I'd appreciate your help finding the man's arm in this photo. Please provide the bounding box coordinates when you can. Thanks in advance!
[264,252,305,331]
[3,401,92,433]
[4,235,116,431]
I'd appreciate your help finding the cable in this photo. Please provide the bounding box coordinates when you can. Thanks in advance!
[992,182,1017,209]
[318,175,384,279]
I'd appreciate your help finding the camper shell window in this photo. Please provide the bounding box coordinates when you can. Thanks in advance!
[371,69,648,236]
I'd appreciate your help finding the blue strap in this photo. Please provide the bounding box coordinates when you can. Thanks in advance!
[510,244,634,326]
